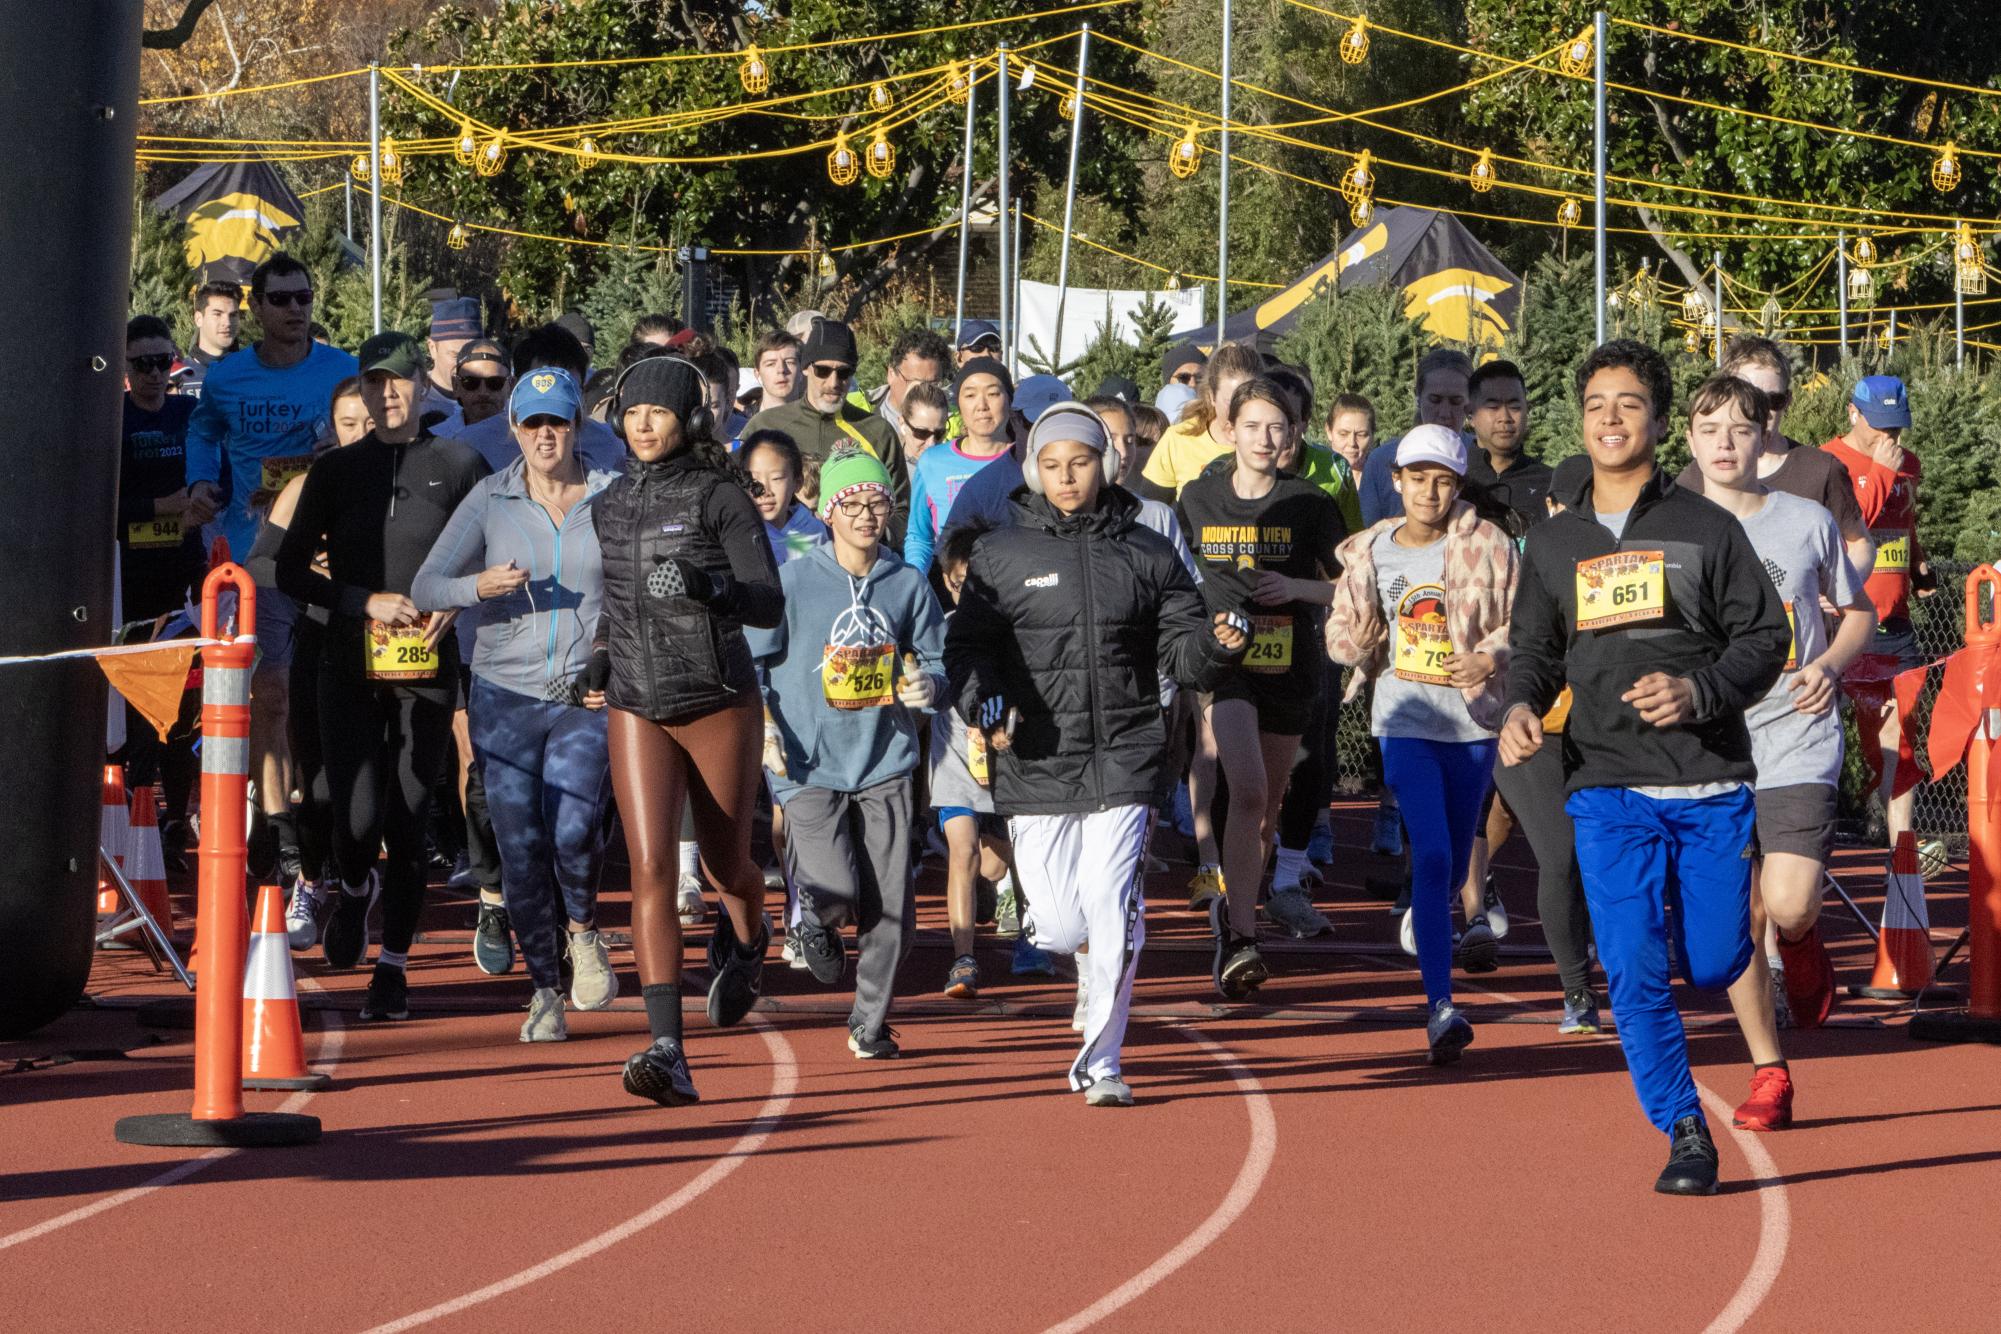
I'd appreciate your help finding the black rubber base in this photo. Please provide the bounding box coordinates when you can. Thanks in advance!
[114,1110,321,1147]
[1848,984,1962,1003]
[1908,1010,2001,1044]
[243,1071,332,1092]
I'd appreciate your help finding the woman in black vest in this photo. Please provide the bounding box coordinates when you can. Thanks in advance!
[586,356,783,1105]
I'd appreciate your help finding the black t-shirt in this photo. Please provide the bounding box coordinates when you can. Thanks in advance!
[1675,437,1864,538]
[1467,447,1554,540]
[118,395,205,621]
[1177,468,1344,689]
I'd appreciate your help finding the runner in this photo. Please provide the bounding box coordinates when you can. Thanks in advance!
[179,278,242,397]
[1327,424,1516,1061]
[274,333,488,1022]
[1358,348,1471,525]
[1682,374,1876,1128]
[742,318,909,529]
[590,355,783,1106]
[454,324,624,474]
[944,403,1249,1104]
[894,381,952,469]
[1499,340,1791,1195]
[860,326,951,441]
[749,328,801,414]
[905,356,1015,572]
[750,446,946,1058]
[743,429,828,565]
[412,367,621,1042]
[1136,341,1262,500]
[954,319,1003,368]
[1176,379,1345,986]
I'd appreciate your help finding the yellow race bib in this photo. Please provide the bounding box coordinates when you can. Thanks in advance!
[1783,601,1800,672]
[1243,614,1294,674]
[1872,530,1910,574]
[1575,550,1666,631]
[365,619,440,682]
[822,642,894,710]
[1394,615,1454,685]
[260,453,315,493]
[967,725,991,787]
[127,516,183,549]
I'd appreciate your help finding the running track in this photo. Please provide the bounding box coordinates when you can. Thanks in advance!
[4,805,1997,1332]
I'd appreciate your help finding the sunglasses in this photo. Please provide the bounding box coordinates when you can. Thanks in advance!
[458,374,507,391]
[259,289,314,308]
[1171,370,1199,385]
[808,363,852,380]
[908,425,947,444]
[128,354,173,374]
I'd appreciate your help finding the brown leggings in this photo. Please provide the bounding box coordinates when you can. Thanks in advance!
[609,702,767,985]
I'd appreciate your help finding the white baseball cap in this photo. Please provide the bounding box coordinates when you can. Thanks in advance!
[1394,424,1468,475]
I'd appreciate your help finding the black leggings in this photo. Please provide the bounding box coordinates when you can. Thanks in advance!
[1277,686,1340,850]
[1491,739,1593,991]
[320,670,455,955]
[287,621,332,882]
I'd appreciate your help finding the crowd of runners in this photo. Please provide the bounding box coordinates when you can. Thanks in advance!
[114,250,1934,1195]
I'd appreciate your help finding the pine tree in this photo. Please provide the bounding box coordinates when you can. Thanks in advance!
[578,246,683,368]
[1276,279,1428,435]
[129,196,195,344]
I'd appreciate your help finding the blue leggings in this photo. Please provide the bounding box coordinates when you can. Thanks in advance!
[1379,736,1495,1009]
[470,678,613,990]
[1567,785,1755,1135]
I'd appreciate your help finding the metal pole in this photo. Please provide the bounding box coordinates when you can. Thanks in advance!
[368,63,383,334]
[1712,249,1724,366]
[1592,10,1608,344]
[344,174,354,243]
[1215,0,1233,348]
[1956,236,1966,369]
[1051,24,1092,366]
[952,58,978,340]
[1010,199,1024,372]
[997,44,1012,373]
[1836,231,1849,359]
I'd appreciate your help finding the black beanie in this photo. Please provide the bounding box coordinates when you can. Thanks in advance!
[615,356,706,425]
[954,355,1015,401]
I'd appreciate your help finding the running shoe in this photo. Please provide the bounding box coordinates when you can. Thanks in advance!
[795,916,846,985]
[1918,837,1950,878]
[1774,923,1836,1029]
[1558,986,1602,1036]
[1456,915,1500,973]
[446,852,477,892]
[519,987,567,1042]
[1072,971,1090,1032]
[995,885,1023,938]
[1425,999,1474,1065]
[623,1039,700,1106]
[705,910,768,1028]
[1084,1075,1133,1107]
[277,843,304,889]
[1655,1115,1720,1196]
[566,928,619,1011]
[358,963,409,1022]
[1011,935,1058,977]
[1389,879,1411,916]
[848,1023,901,1059]
[1768,959,1795,1030]
[284,876,324,951]
[677,873,707,926]
[1307,813,1335,868]
[1398,906,1417,957]
[472,901,515,976]
[783,923,808,970]
[1369,805,1403,858]
[1210,897,1269,999]
[1264,888,1331,939]
[1732,1066,1795,1131]
[944,954,980,999]
[1187,864,1225,912]
[1482,877,1509,940]
[321,870,378,970]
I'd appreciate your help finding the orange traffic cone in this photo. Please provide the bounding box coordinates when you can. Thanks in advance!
[124,785,176,933]
[242,884,330,1092]
[1858,832,1937,998]
[95,764,131,919]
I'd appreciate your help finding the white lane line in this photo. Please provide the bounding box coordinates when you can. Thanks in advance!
[1042,1025,1278,1334]
[363,1018,798,1334]
[0,978,345,1252]
[1696,1081,1792,1334]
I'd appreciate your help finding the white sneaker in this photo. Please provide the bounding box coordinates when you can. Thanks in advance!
[566,929,619,1011]
[520,987,567,1042]
[284,877,324,951]
[1084,1075,1133,1107]
[1399,906,1417,957]
[677,874,707,926]
[1482,879,1509,940]
[1072,972,1090,1033]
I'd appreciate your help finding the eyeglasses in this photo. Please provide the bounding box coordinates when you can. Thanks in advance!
[835,496,893,519]
[458,374,507,391]
[808,363,852,380]
[1172,370,1199,385]
[127,354,173,373]
[259,289,314,308]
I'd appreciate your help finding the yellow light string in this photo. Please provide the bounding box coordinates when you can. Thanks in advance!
[1610,16,2001,101]
[139,66,367,107]
[1016,208,1285,288]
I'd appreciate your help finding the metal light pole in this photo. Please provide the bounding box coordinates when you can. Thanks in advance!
[1712,249,1724,366]
[368,63,383,334]
[997,44,1012,372]
[1215,0,1233,348]
[1592,10,1608,344]
[952,57,979,339]
[1011,199,1024,371]
[1836,231,1849,359]
[344,174,355,244]
[1050,24,1092,365]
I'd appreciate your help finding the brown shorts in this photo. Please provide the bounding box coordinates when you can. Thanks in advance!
[1753,783,1838,863]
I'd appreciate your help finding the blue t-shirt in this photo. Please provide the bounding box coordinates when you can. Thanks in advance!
[906,439,1013,572]
[1359,440,1402,527]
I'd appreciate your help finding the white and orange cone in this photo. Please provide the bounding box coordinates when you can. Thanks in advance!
[96,764,131,920]
[1858,832,1937,998]
[124,785,176,933]
[242,883,330,1091]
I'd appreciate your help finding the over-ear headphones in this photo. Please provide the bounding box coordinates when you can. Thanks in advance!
[606,353,716,444]
[1021,404,1119,495]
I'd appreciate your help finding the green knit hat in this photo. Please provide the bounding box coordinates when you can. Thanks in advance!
[816,444,894,520]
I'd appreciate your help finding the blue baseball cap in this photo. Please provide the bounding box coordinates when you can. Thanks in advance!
[1851,375,1912,430]
[509,367,583,424]
[957,319,1001,351]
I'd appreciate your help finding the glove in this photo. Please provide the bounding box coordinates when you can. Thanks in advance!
[646,556,715,603]
[762,708,788,779]
[896,662,937,711]
[582,647,611,693]
[977,695,1008,729]
[1220,609,1252,638]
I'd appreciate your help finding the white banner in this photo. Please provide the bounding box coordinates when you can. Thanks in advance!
[1015,279,1206,370]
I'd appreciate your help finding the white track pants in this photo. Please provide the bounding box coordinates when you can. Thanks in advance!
[1009,804,1149,1090]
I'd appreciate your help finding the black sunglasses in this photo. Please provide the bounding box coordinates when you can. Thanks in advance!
[259,289,314,308]
[458,374,507,391]
[808,363,852,380]
[908,425,947,443]
[128,354,173,373]
[1171,370,1199,384]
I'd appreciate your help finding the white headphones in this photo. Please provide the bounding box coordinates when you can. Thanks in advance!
[1022,401,1119,494]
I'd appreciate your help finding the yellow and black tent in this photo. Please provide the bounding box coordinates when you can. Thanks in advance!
[151,160,304,288]
[1175,206,1520,350]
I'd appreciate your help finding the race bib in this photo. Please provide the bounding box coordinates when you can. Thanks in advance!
[260,453,314,493]
[1541,686,1574,733]
[967,725,991,787]
[127,516,183,549]
[1575,550,1666,631]
[822,642,894,710]
[365,619,439,682]
[1394,615,1454,685]
[1783,601,1800,672]
[1873,530,1911,574]
[1243,615,1294,674]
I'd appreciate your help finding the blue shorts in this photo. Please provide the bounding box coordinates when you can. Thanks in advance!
[256,587,300,670]
[937,806,977,832]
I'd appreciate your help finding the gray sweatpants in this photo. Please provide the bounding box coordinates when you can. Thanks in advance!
[780,776,914,1039]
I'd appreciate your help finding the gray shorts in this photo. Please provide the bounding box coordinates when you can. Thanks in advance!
[1754,783,1838,863]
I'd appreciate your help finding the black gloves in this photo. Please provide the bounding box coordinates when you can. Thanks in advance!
[582,646,611,693]
[646,556,715,603]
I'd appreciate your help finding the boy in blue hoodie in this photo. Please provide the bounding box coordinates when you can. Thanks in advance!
[748,446,949,1058]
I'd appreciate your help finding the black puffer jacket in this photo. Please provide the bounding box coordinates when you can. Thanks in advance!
[593,449,783,723]
[944,485,1240,816]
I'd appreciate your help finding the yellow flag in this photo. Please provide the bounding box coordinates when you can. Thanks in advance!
[98,644,200,741]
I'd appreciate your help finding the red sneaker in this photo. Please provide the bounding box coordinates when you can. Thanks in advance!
[1733,1065,1795,1131]
[1775,923,1836,1029]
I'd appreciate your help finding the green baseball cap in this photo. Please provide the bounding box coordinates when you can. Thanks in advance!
[357,331,430,378]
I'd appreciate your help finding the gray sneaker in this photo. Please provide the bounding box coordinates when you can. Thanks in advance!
[520,987,567,1042]
[1084,1075,1133,1107]
[566,929,619,1011]
[1264,888,1331,939]
[1426,999,1475,1065]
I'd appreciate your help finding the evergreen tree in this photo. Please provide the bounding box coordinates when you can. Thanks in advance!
[577,247,683,368]
[129,196,195,344]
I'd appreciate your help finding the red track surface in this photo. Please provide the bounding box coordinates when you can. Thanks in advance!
[6,804,1998,1332]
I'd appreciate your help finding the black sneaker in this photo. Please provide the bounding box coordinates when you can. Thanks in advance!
[277,843,304,886]
[622,1039,700,1106]
[473,902,516,976]
[848,1023,901,1059]
[1655,1114,1720,1196]
[359,963,409,1022]
[795,917,845,985]
[322,871,378,970]
[1209,897,1268,1000]
[706,910,769,1028]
